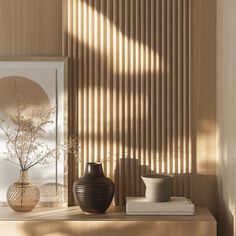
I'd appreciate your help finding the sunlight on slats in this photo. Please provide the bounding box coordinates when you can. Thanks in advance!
[64,0,191,204]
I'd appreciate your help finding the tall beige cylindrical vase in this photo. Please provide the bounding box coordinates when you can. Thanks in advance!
[6,170,40,212]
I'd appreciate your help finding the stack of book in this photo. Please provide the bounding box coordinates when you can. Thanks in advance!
[126,197,195,215]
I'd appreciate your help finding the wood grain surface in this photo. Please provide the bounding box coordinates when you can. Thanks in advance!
[0,0,62,56]
[0,206,216,236]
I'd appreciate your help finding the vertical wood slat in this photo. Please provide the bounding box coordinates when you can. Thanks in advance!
[135,0,141,197]
[150,0,156,176]
[93,0,99,164]
[124,0,131,198]
[100,0,105,173]
[188,0,192,179]
[167,0,172,175]
[77,0,84,176]
[130,0,135,197]
[64,0,191,205]
[88,0,94,163]
[145,0,151,176]
[140,0,145,195]
[118,0,124,206]
[172,0,178,196]
[177,0,183,196]
[112,0,119,205]
[156,0,161,175]
[183,0,188,197]
[106,0,112,179]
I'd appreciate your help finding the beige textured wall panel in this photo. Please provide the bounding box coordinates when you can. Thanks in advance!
[190,0,217,217]
[0,0,62,56]
[217,1,236,235]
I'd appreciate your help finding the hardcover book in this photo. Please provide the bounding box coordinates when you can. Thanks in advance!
[126,197,195,215]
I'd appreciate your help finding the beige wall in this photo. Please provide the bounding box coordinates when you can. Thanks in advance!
[0,0,62,56]
[0,0,219,222]
[191,0,217,217]
[217,1,236,235]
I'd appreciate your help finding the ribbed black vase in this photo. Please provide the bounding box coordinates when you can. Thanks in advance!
[73,162,115,213]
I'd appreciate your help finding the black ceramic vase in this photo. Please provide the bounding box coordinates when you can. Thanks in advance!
[73,162,115,213]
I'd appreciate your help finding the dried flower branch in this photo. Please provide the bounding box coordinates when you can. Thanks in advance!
[0,83,80,171]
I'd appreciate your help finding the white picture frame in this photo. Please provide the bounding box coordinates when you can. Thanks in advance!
[0,57,68,207]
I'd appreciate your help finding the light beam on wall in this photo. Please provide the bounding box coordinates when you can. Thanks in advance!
[64,0,191,205]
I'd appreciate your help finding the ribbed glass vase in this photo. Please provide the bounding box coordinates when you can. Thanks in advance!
[6,170,40,212]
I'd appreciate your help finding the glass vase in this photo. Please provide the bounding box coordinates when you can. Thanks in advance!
[6,170,40,212]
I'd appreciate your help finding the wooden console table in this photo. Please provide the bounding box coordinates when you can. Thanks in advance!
[0,206,216,236]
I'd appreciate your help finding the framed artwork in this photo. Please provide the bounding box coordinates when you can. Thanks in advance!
[0,57,68,207]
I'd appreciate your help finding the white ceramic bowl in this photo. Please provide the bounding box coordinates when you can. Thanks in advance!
[141,174,174,202]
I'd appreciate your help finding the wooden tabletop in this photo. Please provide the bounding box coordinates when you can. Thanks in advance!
[0,206,216,222]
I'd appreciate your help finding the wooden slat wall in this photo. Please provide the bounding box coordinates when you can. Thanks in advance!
[63,0,191,205]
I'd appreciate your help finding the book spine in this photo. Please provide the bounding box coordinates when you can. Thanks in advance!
[126,204,195,213]
[126,212,195,216]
